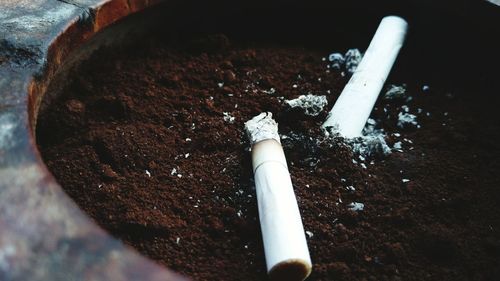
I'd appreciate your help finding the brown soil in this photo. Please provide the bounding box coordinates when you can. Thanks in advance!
[37,31,500,281]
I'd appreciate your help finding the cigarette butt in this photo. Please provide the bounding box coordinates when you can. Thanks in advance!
[322,16,408,138]
[245,113,312,281]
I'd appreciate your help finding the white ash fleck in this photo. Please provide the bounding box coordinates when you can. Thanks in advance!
[185,138,192,142]
[393,141,403,152]
[328,53,345,70]
[172,168,183,178]
[223,112,236,124]
[244,112,280,145]
[292,84,298,89]
[176,237,181,244]
[262,88,276,95]
[285,94,328,116]
[145,170,151,177]
[384,84,407,100]
[402,179,410,183]
[341,178,347,183]
[217,82,224,88]
[366,118,377,126]
[361,163,367,169]
[185,153,190,158]
[348,202,365,211]
[397,112,418,128]
[404,138,413,144]
[305,231,314,238]
[422,85,430,92]
[345,48,363,74]
[346,185,356,191]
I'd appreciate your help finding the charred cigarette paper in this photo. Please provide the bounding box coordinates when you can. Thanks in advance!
[322,16,408,138]
[244,113,312,281]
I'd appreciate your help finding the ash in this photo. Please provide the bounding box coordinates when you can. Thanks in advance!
[244,112,280,145]
[349,118,392,157]
[348,202,365,211]
[327,48,363,75]
[384,84,407,100]
[223,112,235,124]
[285,94,328,116]
[345,49,363,75]
[328,53,345,70]
[397,112,418,128]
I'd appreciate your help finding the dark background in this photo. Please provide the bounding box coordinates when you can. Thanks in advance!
[136,0,500,93]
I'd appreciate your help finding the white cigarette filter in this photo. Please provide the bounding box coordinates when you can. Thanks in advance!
[322,16,408,138]
[244,113,312,281]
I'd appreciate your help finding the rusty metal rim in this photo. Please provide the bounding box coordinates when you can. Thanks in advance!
[0,0,186,280]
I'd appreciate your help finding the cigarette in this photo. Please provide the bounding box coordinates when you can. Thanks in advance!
[322,16,408,138]
[244,113,312,281]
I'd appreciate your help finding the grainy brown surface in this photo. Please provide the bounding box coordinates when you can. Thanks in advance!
[37,33,500,281]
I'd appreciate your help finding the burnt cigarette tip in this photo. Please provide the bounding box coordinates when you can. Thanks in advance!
[268,259,312,281]
[244,112,280,145]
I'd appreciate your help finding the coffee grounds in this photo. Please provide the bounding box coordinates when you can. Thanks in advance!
[37,33,500,281]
